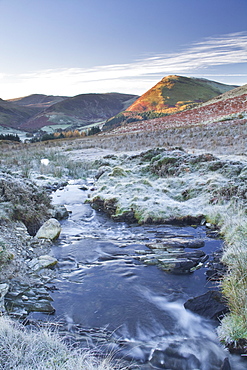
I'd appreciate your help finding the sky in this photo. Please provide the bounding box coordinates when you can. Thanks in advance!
[0,0,246,99]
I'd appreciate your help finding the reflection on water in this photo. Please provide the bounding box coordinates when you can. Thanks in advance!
[29,183,246,369]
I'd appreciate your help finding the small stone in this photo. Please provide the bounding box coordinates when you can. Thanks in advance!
[38,255,58,269]
[28,255,58,271]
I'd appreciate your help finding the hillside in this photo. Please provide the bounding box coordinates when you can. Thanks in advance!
[7,94,67,110]
[108,83,247,135]
[20,93,138,132]
[126,75,237,114]
[0,98,37,129]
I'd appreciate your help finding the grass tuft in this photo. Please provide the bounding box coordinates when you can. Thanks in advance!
[0,316,126,370]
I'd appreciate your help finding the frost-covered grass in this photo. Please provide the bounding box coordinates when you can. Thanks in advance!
[208,202,247,346]
[88,149,246,225]
[0,316,125,370]
[0,141,93,180]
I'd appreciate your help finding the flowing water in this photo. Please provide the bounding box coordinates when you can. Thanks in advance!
[29,181,246,369]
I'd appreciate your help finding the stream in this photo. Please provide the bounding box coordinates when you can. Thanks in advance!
[29,181,246,369]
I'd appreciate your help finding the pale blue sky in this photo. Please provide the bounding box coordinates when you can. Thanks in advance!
[0,0,246,99]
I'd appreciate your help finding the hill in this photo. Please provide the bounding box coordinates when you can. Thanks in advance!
[7,94,67,110]
[20,93,138,132]
[126,75,238,114]
[0,98,37,129]
[108,83,247,135]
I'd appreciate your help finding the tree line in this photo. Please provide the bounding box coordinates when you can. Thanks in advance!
[0,133,21,142]
[30,126,101,142]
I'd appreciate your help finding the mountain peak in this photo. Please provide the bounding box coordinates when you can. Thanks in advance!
[126,75,238,114]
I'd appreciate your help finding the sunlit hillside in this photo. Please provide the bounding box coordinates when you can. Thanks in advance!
[126,75,237,114]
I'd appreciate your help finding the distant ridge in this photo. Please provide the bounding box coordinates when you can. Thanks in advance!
[0,98,37,129]
[20,93,138,132]
[8,94,67,110]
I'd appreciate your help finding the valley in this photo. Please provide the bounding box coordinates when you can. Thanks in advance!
[0,75,247,369]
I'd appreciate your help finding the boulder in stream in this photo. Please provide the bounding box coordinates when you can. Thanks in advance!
[35,218,61,240]
[53,205,69,220]
[184,290,229,320]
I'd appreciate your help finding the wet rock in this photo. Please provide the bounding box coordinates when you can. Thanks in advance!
[91,197,119,217]
[142,239,207,274]
[158,256,205,274]
[165,215,205,226]
[28,255,58,271]
[147,238,204,249]
[5,284,55,318]
[184,290,229,320]
[206,250,227,281]
[227,338,247,355]
[220,357,231,370]
[53,204,69,220]
[103,198,118,216]
[0,283,9,312]
[150,348,200,369]
[112,210,136,223]
[149,339,224,370]
[79,185,89,191]
[35,218,61,240]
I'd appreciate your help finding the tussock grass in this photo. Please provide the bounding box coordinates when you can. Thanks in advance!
[0,316,126,370]
[207,202,247,346]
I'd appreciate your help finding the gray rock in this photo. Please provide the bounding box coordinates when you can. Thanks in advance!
[184,290,229,320]
[0,283,9,312]
[35,218,61,240]
[28,255,58,271]
[5,284,55,317]
[53,205,69,220]
[221,357,231,370]
[142,239,207,274]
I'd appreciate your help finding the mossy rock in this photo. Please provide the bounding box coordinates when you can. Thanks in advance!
[109,166,128,177]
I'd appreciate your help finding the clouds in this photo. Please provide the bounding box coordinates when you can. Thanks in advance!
[1,32,247,99]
